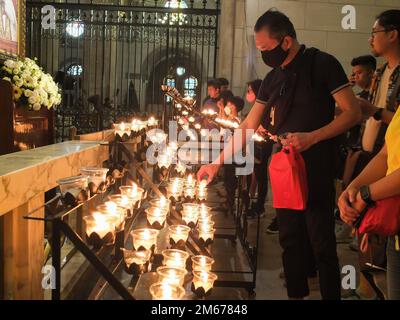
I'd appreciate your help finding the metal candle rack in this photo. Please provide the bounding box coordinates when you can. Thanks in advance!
[23,119,260,299]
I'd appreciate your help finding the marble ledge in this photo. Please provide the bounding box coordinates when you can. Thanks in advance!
[0,141,109,216]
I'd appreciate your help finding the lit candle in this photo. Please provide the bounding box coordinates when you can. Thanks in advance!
[168,225,191,248]
[197,180,208,201]
[175,161,186,175]
[96,203,126,230]
[150,282,185,300]
[147,116,158,127]
[84,212,113,239]
[197,224,215,245]
[131,228,159,251]
[107,194,132,217]
[167,178,184,199]
[119,183,144,205]
[157,266,186,286]
[146,206,168,230]
[185,174,196,188]
[194,123,201,130]
[188,116,195,123]
[192,270,217,296]
[184,187,196,199]
[114,122,131,137]
[181,203,199,227]
[199,204,212,219]
[158,154,172,168]
[121,248,152,274]
[83,212,117,248]
[162,249,189,269]
[191,255,215,272]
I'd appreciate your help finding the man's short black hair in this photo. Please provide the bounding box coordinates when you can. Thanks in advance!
[207,79,221,90]
[376,10,400,43]
[247,79,263,96]
[351,55,377,71]
[227,96,245,113]
[216,77,229,86]
[219,90,234,105]
[254,8,297,40]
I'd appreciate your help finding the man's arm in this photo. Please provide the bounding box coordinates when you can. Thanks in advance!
[358,97,395,125]
[197,101,266,183]
[313,86,362,142]
[214,101,266,164]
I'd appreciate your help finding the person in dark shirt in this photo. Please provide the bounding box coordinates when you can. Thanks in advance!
[217,77,230,92]
[202,79,221,113]
[198,9,361,300]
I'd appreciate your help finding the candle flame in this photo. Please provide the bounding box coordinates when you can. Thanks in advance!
[105,201,118,214]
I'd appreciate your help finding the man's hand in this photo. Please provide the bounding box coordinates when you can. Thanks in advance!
[280,132,318,152]
[197,163,221,185]
[338,187,361,225]
[357,97,378,119]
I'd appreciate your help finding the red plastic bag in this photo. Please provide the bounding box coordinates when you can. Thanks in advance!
[269,145,308,210]
[359,196,400,236]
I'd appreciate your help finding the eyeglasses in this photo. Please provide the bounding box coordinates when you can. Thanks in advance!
[371,28,398,38]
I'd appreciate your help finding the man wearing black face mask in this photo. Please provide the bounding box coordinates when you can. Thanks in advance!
[197,9,362,300]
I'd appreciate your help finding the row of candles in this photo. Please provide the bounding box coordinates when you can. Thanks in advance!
[64,162,217,299]
[149,253,218,300]
[124,172,217,300]
[166,175,208,201]
[114,116,159,137]
[83,183,145,249]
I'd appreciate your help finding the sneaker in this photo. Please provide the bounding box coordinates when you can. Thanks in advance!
[348,236,359,252]
[266,218,279,234]
[335,221,352,243]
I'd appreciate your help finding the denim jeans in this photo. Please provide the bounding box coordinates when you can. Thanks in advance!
[387,235,400,300]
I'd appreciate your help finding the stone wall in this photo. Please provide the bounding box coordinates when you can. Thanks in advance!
[217,0,400,113]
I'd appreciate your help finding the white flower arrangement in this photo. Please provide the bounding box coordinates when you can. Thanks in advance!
[1,57,61,111]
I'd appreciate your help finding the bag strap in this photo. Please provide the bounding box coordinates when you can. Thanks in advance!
[388,68,400,112]
[360,233,369,253]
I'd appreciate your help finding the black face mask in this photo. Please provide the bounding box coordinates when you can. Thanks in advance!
[261,39,289,68]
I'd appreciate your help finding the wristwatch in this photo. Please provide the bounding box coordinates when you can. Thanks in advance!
[373,108,383,121]
[359,185,375,206]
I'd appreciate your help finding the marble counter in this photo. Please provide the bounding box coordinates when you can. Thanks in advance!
[0,140,108,215]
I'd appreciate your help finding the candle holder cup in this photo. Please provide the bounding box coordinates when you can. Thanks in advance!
[121,248,151,275]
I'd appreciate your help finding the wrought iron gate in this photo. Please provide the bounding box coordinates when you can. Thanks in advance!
[26,0,220,139]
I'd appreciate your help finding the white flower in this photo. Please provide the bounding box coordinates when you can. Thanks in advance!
[24,89,33,97]
[28,96,38,104]
[15,79,23,87]
[3,77,11,82]
[13,85,22,100]
[4,60,14,68]
[32,103,41,111]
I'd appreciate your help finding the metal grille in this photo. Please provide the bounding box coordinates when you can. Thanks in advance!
[26,0,220,139]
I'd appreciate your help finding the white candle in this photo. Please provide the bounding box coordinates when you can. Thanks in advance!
[162,249,189,269]
[191,255,215,272]
[192,270,217,294]
[131,228,159,251]
[157,266,186,286]
[168,225,191,244]
[150,282,185,300]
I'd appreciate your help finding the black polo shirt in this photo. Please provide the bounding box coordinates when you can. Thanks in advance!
[256,46,351,199]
